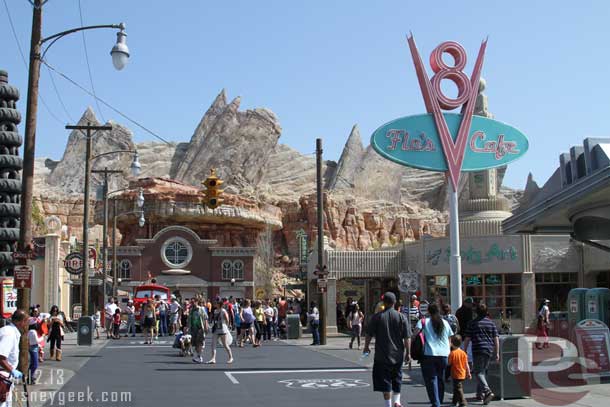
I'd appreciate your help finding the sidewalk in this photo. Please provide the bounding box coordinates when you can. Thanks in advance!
[15,332,107,407]
[286,333,610,407]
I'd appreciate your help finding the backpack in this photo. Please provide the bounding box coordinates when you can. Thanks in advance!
[410,318,426,362]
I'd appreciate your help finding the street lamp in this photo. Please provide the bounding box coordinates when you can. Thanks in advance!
[110,25,130,70]
[17,0,130,319]
[130,152,141,177]
[111,200,146,296]
[137,188,145,208]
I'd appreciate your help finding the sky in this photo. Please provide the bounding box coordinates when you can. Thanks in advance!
[2,1,610,189]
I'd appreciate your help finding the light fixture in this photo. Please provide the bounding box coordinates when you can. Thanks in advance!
[130,151,141,177]
[138,211,145,228]
[230,278,235,287]
[110,23,130,70]
[137,188,145,208]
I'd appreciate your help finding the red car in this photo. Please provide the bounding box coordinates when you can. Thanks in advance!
[133,283,170,324]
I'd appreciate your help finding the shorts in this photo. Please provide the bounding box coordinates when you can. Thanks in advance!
[192,328,205,347]
[241,322,252,331]
[372,362,402,393]
[170,313,179,324]
[143,317,154,329]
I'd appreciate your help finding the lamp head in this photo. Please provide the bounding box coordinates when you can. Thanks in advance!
[110,25,130,70]
[130,151,141,177]
[137,188,145,208]
[138,212,145,228]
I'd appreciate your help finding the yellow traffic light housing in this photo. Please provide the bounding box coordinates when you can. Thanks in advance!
[202,168,224,209]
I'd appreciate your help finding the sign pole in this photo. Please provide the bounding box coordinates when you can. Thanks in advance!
[449,180,462,312]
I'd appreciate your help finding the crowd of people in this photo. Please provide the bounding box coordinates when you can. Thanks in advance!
[101,295,314,363]
[363,293,505,407]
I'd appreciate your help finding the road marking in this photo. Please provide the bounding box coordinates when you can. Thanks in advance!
[224,368,367,384]
[106,345,173,349]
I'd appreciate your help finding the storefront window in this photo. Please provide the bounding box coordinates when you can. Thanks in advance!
[535,272,578,311]
[464,274,522,319]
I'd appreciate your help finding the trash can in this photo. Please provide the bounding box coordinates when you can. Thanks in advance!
[77,316,95,346]
[548,311,569,340]
[487,335,531,400]
[286,314,301,339]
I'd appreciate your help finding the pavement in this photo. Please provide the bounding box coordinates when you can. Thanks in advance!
[11,331,610,407]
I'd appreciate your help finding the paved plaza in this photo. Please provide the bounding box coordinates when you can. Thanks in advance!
[8,333,606,407]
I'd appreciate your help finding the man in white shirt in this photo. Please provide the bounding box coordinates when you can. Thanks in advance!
[0,310,29,407]
[169,296,181,335]
[124,300,136,338]
[104,298,118,339]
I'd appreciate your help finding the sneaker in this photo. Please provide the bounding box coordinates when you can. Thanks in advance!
[155,336,158,341]
[483,391,494,405]
[192,356,203,364]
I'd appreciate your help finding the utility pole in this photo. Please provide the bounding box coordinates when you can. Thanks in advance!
[16,0,43,374]
[65,123,112,316]
[316,138,327,345]
[92,168,122,308]
[112,198,118,296]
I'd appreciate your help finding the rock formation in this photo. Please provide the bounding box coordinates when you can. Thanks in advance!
[32,88,521,254]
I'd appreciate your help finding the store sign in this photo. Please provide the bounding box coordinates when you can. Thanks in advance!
[485,275,502,285]
[73,304,82,320]
[466,276,482,286]
[426,243,518,266]
[371,113,529,173]
[64,252,84,275]
[13,265,32,288]
[1,279,16,318]
[575,319,610,375]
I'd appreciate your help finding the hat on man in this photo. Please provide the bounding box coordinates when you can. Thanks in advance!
[464,297,474,304]
[544,299,550,303]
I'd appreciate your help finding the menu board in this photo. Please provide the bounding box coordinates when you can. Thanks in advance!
[575,319,610,374]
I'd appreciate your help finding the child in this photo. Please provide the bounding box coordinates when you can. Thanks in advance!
[28,319,40,384]
[94,309,101,339]
[448,334,471,407]
[112,309,121,339]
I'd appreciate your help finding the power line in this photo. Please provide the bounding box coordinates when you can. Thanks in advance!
[2,0,66,125]
[44,64,74,122]
[43,61,172,145]
[78,0,106,123]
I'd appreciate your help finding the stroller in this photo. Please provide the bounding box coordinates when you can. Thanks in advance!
[173,331,193,356]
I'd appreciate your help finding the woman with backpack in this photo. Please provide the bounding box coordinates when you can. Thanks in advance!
[413,303,454,407]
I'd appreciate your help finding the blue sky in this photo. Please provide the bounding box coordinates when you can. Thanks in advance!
[2,1,610,189]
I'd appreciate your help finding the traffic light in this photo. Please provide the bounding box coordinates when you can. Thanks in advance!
[202,168,224,209]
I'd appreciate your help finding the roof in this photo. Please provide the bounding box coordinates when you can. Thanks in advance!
[503,137,610,236]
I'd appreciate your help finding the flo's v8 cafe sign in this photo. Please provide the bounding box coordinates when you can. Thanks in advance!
[371,113,528,172]
[371,36,528,188]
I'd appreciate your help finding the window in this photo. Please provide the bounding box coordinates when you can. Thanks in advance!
[221,260,245,280]
[535,272,578,311]
[119,259,132,280]
[161,237,192,269]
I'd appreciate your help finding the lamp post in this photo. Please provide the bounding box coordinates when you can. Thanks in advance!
[111,198,145,296]
[16,0,129,370]
[18,0,129,314]
[92,151,141,308]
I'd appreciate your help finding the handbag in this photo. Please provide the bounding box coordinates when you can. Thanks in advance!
[226,331,233,346]
[0,375,11,402]
[410,318,426,362]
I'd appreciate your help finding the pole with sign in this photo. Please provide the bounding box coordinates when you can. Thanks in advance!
[371,36,528,312]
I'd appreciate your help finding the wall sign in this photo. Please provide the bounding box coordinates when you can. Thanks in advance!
[64,252,84,275]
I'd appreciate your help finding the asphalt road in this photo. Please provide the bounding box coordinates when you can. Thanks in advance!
[39,337,408,407]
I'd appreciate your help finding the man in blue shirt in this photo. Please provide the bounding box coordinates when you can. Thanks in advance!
[463,303,499,405]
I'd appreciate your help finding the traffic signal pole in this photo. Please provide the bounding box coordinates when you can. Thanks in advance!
[316,138,327,345]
